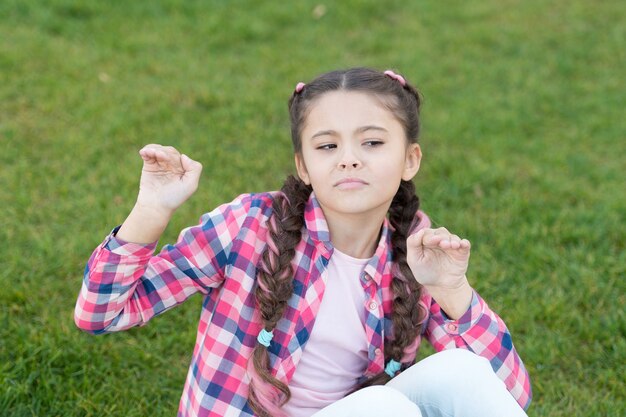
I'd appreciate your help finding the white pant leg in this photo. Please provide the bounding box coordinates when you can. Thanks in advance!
[386,349,527,417]
[312,385,423,417]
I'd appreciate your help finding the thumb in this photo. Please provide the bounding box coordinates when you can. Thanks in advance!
[180,154,203,182]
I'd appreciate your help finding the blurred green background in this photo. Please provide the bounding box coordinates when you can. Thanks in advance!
[1,0,624,416]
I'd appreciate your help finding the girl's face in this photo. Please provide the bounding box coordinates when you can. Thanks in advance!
[295,90,421,221]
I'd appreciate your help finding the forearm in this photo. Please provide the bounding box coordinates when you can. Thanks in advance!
[75,233,159,333]
[116,203,173,244]
[75,224,212,334]
[75,196,247,334]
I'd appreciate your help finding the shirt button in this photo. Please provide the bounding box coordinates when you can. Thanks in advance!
[374,348,382,356]
[446,323,458,332]
[369,301,378,311]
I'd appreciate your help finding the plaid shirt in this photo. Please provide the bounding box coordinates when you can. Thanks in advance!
[75,191,531,416]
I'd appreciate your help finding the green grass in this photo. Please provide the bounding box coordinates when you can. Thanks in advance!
[1,0,624,415]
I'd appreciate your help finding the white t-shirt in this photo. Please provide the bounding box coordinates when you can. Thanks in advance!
[282,248,370,417]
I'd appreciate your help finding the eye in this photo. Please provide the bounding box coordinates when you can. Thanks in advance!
[316,143,337,150]
[363,139,384,147]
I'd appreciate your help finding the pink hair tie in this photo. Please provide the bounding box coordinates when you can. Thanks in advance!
[384,70,406,87]
[295,82,306,93]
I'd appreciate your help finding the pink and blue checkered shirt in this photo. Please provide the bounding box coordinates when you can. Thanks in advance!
[75,191,532,416]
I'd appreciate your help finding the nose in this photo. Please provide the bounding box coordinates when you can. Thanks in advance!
[338,147,362,170]
[338,160,361,169]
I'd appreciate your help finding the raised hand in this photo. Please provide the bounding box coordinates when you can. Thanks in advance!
[136,144,203,214]
[115,145,203,244]
[406,227,473,319]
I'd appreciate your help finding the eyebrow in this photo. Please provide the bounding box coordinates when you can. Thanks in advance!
[310,125,389,140]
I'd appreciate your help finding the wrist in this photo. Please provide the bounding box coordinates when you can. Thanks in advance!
[425,277,473,320]
[115,203,173,244]
[133,201,176,220]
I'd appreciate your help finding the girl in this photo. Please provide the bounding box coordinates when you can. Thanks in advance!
[75,67,531,417]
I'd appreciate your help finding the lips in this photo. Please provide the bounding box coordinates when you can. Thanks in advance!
[334,177,369,187]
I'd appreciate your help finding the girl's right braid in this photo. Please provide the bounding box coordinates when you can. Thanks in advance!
[248,175,312,417]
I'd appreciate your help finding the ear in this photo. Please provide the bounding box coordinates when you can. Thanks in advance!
[402,143,422,181]
[294,153,311,185]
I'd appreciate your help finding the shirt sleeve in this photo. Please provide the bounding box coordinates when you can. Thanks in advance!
[74,194,253,334]
[422,289,532,411]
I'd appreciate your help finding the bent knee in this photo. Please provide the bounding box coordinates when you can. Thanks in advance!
[388,349,503,399]
[386,350,526,417]
[422,348,495,381]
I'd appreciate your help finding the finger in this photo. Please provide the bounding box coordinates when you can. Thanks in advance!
[444,233,469,249]
[139,150,162,165]
[140,144,180,157]
[446,234,462,249]
[153,148,185,171]
[151,150,172,170]
[445,238,471,251]
[422,230,447,247]
[438,235,455,249]
[139,150,154,161]
[163,145,178,153]
[139,145,168,162]
[154,149,168,161]
[409,228,442,251]
[139,143,166,153]
[139,145,157,159]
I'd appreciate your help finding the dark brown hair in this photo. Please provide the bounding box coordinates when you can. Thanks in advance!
[247,68,425,417]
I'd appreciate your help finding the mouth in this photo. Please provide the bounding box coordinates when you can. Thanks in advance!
[334,178,369,187]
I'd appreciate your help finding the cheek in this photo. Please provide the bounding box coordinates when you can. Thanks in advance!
[307,166,327,183]
[379,151,405,168]
[379,155,409,181]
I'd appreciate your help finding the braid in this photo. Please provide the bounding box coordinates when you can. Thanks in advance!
[352,179,425,390]
[387,180,424,358]
[247,175,312,417]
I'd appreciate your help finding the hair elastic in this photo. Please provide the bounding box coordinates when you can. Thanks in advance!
[257,328,274,347]
[294,82,306,93]
[384,359,402,377]
[383,70,406,87]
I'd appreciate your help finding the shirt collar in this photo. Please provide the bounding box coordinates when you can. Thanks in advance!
[304,191,391,286]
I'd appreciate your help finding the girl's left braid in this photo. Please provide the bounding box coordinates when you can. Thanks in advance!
[248,175,312,417]
[386,180,424,363]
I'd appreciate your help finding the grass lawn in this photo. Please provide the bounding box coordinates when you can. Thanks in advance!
[1,0,624,415]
